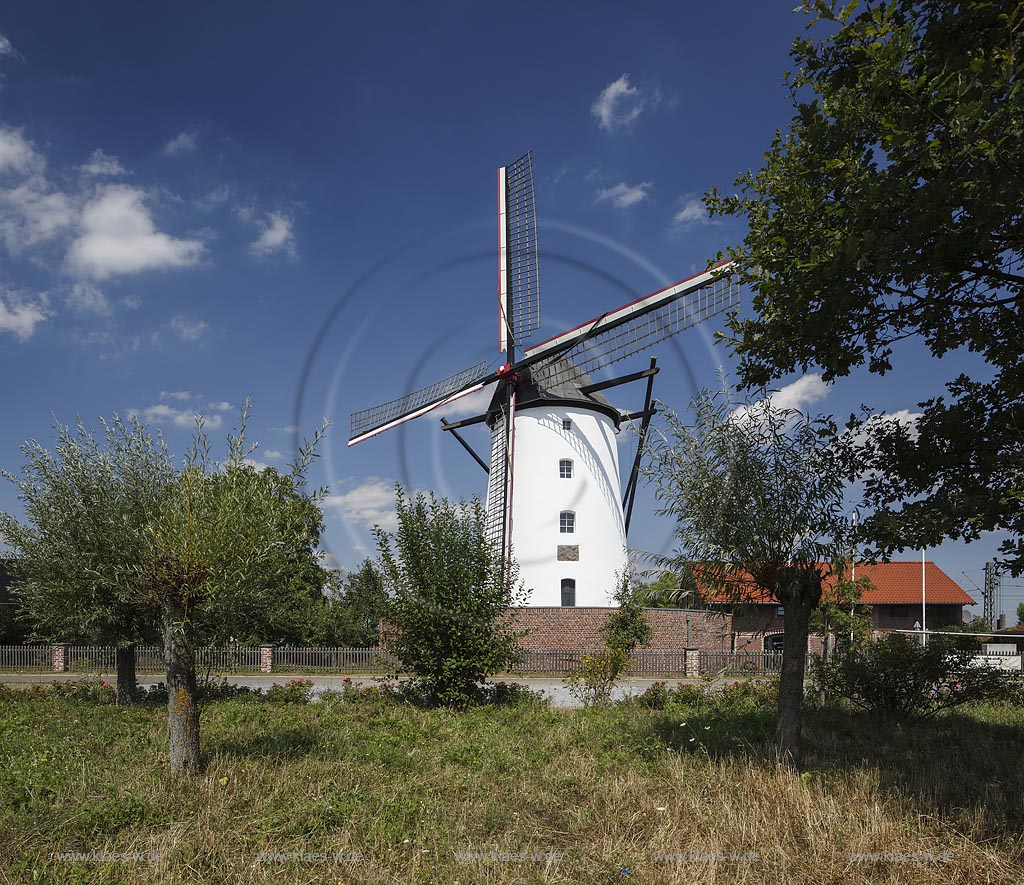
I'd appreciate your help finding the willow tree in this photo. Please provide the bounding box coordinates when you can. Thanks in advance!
[0,416,171,705]
[644,387,851,765]
[138,410,328,775]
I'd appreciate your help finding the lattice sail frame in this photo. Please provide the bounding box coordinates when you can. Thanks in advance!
[498,152,541,355]
[348,360,492,444]
[524,262,739,386]
[484,387,516,559]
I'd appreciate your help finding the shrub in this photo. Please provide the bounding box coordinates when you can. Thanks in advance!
[484,680,547,707]
[565,649,628,707]
[811,634,1014,722]
[637,681,669,709]
[376,488,528,708]
[266,678,314,704]
[45,678,116,704]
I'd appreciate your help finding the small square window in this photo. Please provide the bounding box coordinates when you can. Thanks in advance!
[559,459,573,479]
[562,418,572,431]
[559,511,575,533]
[777,606,785,618]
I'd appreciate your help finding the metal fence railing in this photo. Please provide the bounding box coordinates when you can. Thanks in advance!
[701,651,788,676]
[271,647,392,674]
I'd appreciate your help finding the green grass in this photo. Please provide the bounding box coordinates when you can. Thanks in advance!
[1,684,1023,883]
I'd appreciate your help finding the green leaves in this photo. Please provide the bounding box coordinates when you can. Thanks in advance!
[708,0,1024,572]
[644,382,851,601]
[375,486,527,707]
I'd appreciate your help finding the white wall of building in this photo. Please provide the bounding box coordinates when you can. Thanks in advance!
[507,404,626,607]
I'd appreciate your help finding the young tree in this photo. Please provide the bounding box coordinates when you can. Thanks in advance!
[375,487,527,707]
[0,416,172,705]
[1017,602,1024,627]
[809,565,874,658]
[138,410,328,775]
[705,0,1024,573]
[566,572,653,707]
[308,559,388,647]
[635,568,701,609]
[644,387,851,764]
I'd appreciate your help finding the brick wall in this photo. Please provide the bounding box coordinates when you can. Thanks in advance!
[507,607,733,652]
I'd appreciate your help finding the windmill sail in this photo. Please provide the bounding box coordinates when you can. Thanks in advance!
[498,152,541,356]
[523,260,738,386]
[349,360,493,446]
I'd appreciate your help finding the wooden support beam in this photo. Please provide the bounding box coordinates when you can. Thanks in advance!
[439,412,488,432]
[580,365,660,395]
[440,418,489,474]
[623,358,658,537]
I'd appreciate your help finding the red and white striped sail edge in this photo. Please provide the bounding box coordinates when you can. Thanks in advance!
[497,164,510,355]
[523,258,736,361]
[347,380,488,447]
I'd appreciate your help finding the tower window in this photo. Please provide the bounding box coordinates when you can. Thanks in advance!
[559,511,575,533]
[561,578,576,607]
[562,418,572,431]
[559,459,573,479]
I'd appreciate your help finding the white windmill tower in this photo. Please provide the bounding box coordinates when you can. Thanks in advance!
[348,152,737,606]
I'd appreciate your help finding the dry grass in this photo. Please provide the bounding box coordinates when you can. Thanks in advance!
[1,685,1022,884]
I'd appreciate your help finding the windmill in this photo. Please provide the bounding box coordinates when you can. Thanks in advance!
[349,152,738,606]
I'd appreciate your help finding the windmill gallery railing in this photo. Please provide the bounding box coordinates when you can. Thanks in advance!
[0,645,790,678]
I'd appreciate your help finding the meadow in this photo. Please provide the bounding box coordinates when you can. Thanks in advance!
[1,679,1022,884]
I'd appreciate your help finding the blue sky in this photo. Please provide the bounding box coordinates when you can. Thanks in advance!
[0,3,1013,618]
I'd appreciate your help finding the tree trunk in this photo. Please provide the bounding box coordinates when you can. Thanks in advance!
[115,644,136,706]
[163,603,201,776]
[775,569,822,767]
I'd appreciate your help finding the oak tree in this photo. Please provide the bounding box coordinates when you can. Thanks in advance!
[706,0,1024,572]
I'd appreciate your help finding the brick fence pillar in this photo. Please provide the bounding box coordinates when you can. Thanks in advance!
[52,644,68,673]
[259,644,274,673]
[684,647,700,679]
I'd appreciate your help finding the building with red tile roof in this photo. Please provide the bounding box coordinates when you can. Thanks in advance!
[697,561,975,652]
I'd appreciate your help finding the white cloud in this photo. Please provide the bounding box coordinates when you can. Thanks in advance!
[592,74,643,131]
[80,149,128,177]
[169,314,207,342]
[0,33,22,61]
[595,181,652,209]
[248,211,296,258]
[66,185,205,280]
[242,457,273,472]
[0,176,76,251]
[323,478,399,531]
[194,184,232,211]
[128,403,223,430]
[263,449,285,461]
[162,131,198,156]
[849,409,923,447]
[733,374,831,424]
[768,374,830,412]
[0,290,48,340]
[160,390,195,402]
[435,386,493,420]
[271,424,299,434]
[672,197,711,229]
[66,281,112,317]
[0,127,41,175]
[207,400,232,411]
